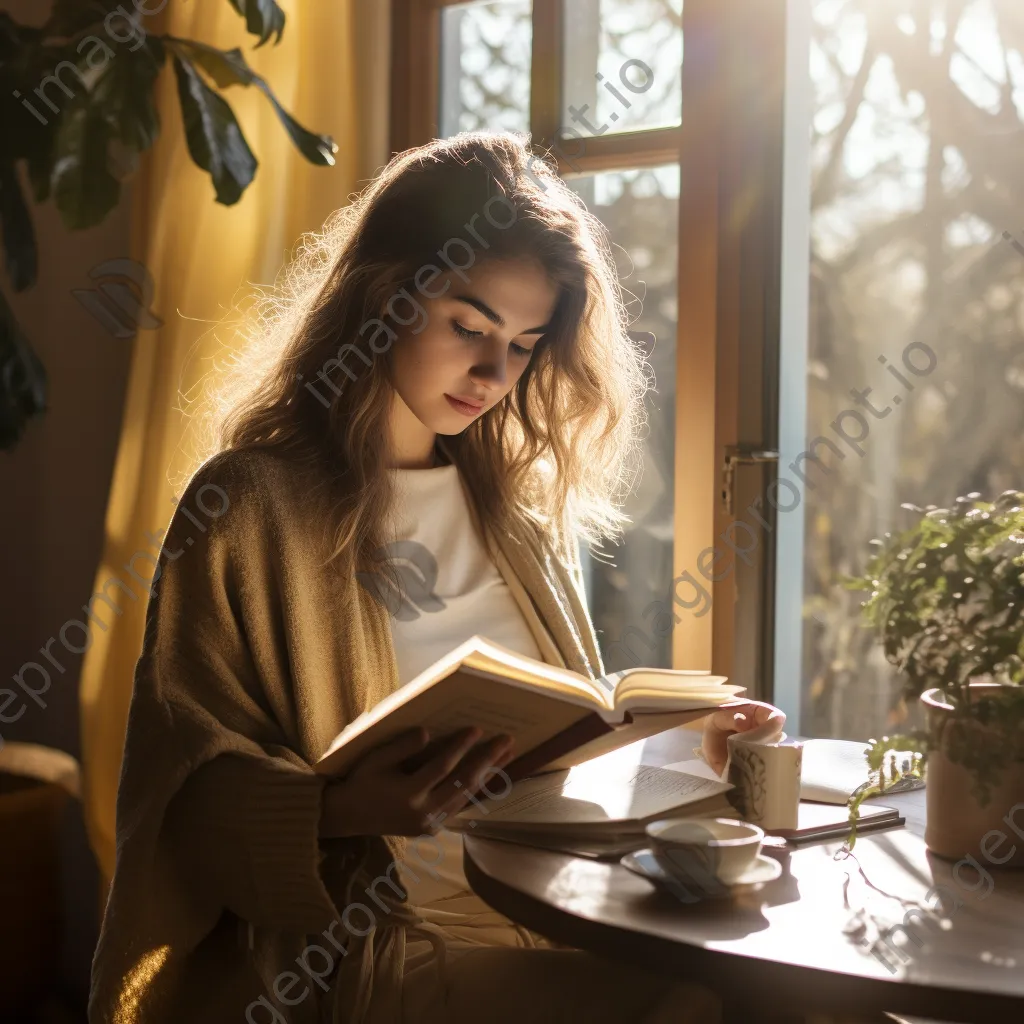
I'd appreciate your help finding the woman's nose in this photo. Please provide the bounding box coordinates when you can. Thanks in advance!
[469,341,508,389]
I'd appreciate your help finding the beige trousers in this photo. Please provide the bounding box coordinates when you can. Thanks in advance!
[399,892,721,1024]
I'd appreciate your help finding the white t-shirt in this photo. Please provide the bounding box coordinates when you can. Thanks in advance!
[378,464,543,904]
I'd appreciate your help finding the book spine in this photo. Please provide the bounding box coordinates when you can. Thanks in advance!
[502,712,612,782]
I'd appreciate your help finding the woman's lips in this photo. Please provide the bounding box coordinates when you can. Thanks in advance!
[444,394,485,417]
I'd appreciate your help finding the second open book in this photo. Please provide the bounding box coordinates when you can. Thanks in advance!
[316,635,745,782]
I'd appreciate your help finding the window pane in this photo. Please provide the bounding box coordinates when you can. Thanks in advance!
[796,0,1024,739]
[568,166,680,673]
[439,0,533,137]
[562,0,683,137]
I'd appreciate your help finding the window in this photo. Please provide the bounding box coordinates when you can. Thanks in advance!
[562,0,684,136]
[393,0,721,681]
[567,166,680,673]
[393,0,1024,733]
[776,0,1024,736]
[439,1,533,136]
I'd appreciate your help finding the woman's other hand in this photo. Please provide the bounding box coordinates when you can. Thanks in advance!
[701,701,785,776]
[319,726,515,839]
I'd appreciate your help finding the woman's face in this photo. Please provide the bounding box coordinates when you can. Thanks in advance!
[389,257,558,436]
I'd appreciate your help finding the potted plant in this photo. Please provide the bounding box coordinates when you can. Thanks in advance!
[843,490,1024,863]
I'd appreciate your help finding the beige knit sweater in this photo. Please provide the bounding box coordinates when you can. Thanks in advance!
[87,447,603,1024]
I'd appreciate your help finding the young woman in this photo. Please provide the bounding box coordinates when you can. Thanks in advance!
[89,131,783,1024]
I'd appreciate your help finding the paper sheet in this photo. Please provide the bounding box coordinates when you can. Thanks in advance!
[455,762,731,828]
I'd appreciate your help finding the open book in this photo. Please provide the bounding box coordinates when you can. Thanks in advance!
[315,635,745,782]
[449,761,735,858]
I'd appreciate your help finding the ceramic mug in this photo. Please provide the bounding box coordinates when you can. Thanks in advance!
[726,733,803,831]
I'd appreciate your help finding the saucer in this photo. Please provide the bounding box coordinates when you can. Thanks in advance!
[621,848,782,901]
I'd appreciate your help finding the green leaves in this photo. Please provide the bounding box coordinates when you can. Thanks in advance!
[6,10,334,217]
[845,736,925,849]
[9,37,164,225]
[0,0,335,449]
[846,492,1024,698]
[226,0,286,47]
[168,39,337,168]
[50,93,122,229]
[42,0,126,39]
[172,53,257,206]
[0,162,37,290]
[846,493,1024,804]
[93,38,165,154]
[166,38,337,202]
[0,285,47,450]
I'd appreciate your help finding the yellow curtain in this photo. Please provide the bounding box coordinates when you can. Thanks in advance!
[79,0,390,886]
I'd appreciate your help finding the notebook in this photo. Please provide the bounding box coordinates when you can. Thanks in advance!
[770,800,904,842]
[799,738,922,804]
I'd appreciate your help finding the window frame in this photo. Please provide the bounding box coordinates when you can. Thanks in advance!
[389,0,789,700]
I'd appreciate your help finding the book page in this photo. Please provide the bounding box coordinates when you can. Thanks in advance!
[457,763,732,827]
[462,640,609,707]
[539,708,714,772]
[414,694,557,737]
[611,670,746,714]
[323,636,607,762]
[315,668,595,778]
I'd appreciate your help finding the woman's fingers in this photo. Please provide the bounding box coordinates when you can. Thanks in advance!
[410,727,484,790]
[357,726,430,772]
[723,702,785,733]
[702,706,752,775]
[441,736,512,797]
[734,703,786,732]
[702,702,786,775]
[702,729,729,776]
[433,741,515,818]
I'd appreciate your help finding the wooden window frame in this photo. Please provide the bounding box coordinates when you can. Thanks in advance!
[389,0,787,698]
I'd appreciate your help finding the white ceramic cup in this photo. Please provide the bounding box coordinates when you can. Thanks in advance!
[645,817,765,891]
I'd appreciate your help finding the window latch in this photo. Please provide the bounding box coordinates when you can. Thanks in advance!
[722,445,780,515]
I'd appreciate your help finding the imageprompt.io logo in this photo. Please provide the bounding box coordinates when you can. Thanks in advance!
[72,258,163,339]
[356,540,447,621]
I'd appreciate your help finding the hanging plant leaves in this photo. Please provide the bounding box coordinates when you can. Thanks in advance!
[50,94,122,229]
[226,0,286,48]
[0,1,332,451]
[0,161,38,291]
[169,40,337,166]
[0,285,47,451]
[93,41,166,155]
[26,128,56,204]
[0,16,54,172]
[171,40,255,89]
[42,0,122,39]
[172,53,257,205]
[0,9,29,54]
[0,18,39,81]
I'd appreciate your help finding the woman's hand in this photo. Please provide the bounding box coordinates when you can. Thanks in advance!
[701,701,785,776]
[319,726,515,839]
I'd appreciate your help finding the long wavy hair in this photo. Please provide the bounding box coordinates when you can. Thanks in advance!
[190,131,649,579]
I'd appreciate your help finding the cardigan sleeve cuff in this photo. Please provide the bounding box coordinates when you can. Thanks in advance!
[237,763,341,932]
[167,754,343,934]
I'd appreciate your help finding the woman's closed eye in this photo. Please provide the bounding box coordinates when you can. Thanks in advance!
[450,319,483,341]
[451,319,534,358]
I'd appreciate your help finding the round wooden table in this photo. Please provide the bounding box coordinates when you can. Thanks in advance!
[463,730,1024,1023]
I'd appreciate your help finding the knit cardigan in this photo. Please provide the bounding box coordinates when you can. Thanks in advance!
[87,446,604,1024]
